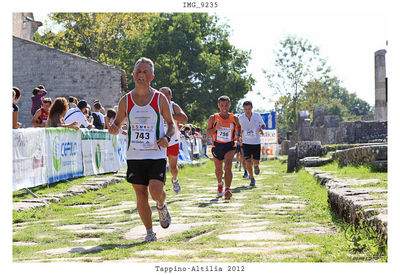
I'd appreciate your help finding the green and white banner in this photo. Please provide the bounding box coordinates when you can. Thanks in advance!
[81,130,126,176]
[12,128,47,191]
[46,127,83,183]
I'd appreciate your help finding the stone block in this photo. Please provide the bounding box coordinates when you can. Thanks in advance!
[312,107,325,127]
[287,146,297,173]
[296,141,322,159]
[324,115,340,128]
[281,140,290,155]
[299,156,333,167]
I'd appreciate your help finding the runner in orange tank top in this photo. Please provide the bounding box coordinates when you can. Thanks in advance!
[206,96,241,200]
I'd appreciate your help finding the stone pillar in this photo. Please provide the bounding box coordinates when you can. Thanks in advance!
[375,49,387,121]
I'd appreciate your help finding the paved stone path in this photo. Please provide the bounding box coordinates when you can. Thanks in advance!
[13,160,368,262]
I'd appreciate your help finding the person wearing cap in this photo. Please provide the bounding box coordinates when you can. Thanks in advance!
[63,100,93,130]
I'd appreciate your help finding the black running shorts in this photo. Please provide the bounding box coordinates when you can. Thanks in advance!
[126,159,167,186]
[212,141,236,160]
[242,144,261,160]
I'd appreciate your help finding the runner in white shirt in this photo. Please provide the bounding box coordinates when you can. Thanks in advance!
[63,100,93,130]
[238,101,266,187]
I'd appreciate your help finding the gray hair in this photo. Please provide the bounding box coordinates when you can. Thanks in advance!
[134,57,154,75]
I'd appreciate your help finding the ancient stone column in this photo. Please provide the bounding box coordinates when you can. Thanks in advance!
[375,49,387,121]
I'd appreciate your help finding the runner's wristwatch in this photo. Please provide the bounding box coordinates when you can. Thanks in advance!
[164,135,171,142]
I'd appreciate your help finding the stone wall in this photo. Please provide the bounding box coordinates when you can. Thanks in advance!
[341,121,387,143]
[286,109,387,148]
[332,145,387,169]
[13,36,126,126]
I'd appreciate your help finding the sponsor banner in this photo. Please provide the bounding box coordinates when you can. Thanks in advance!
[178,138,192,162]
[46,127,83,183]
[260,112,276,130]
[81,130,122,176]
[115,134,128,170]
[260,143,278,158]
[12,128,47,191]
[261,129,278,144]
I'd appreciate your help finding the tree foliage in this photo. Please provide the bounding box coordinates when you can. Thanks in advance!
[117,13,254,123]
[264,35,331,133]
[34,12,254,125]
[264,35,372,135]
[34,13,152,65]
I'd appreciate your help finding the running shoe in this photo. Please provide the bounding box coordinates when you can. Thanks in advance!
[242,172,248,178]
[239,165,241,171]
[172,179,181,195]
[157,203,171,229]
[217,182,224,197]
[235,162,239,169]
[250,178,256,187]
[224,187,232,200]
[144,232,157,242]
[254,166,260,175]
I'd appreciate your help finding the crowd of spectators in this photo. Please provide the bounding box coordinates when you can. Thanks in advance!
[12,86,208,157]
[179,123,211,159]
[11,85,127,133]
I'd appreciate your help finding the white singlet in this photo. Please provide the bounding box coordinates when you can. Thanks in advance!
[126,89,166,160]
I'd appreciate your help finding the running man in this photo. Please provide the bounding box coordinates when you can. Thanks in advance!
[109,57,175,242]
[207,96,240,200]
[159,87,188,194]
[238,101,266,187]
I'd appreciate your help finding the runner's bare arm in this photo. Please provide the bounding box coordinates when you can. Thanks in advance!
[158,93,175,147]
[109,96,127,135]
[234,116,241,140]
[206,115,217,136]
[30,109,44,127]
[172,103,188,122]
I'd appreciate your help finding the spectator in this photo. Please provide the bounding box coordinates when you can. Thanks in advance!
[31,97,52,127]
[105,108,127,135]
[31,86,47,116]
[182,126,191,139]
[46,97,79,130]
[93,100,106,115]
[105,108,117,129]
[92,102,105,130]
[12,87,22,129]
[64,100,93,130]
[68,96,78,109]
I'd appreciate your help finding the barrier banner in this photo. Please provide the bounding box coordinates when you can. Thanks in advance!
[115,134,128,170]
[261,129,277,144]
[260,143,278,158]
[81,130,120,176]
[260,129,278,158]
[178,138,192,162]
[12,128,47,191]
[46,127,83,183]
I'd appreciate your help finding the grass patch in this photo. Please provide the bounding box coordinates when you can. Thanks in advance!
[12,159,387,262]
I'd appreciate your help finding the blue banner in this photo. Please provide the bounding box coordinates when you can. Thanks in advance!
[260,112,276,130]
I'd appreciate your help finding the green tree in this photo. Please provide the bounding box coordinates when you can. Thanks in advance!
[34,13,152,65]
[117,13,254,124]
[263,35,331,132]
[303,77,373,121]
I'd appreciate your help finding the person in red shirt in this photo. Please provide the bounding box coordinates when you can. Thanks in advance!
[31,98,52,127]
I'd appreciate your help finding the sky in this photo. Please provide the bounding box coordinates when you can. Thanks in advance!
[32,1,390,112]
